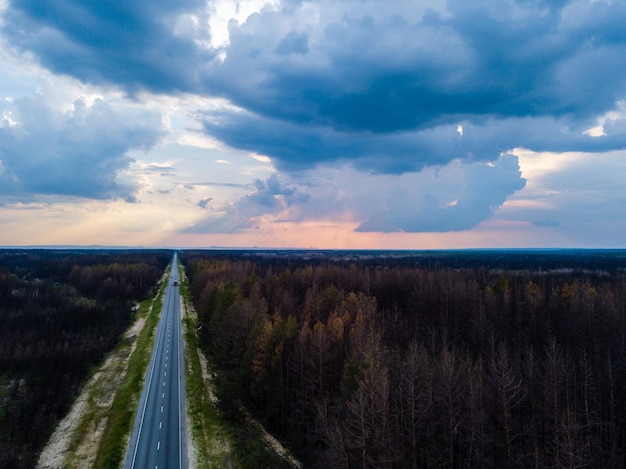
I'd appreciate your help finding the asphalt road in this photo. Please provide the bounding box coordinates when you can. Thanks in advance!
[125,254,188,469]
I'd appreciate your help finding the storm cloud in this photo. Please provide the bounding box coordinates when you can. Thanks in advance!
[205,0,626,172]
[5,1,625,143]
[0,93,163,200]
[3,0,215,93]
[2,0,626,235]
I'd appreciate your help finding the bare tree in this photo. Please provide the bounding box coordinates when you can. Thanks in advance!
[488,342,525,466]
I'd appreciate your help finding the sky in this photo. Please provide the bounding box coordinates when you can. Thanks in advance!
[0,0,625,249]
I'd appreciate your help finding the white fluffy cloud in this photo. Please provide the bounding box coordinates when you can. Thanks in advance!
[183,154,525,233]
[0,91,164,201]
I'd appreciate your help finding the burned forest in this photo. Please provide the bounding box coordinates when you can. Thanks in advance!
[0,249,170,469]
[182,250,626,468]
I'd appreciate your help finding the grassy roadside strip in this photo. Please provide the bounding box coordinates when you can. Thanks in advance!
[90,268,169,469]
[178,264,239,469]
[178,263,301,469]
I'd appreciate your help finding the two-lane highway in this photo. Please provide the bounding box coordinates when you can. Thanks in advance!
[125,254,188,469]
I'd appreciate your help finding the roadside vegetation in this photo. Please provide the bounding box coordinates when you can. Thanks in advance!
[179,266,237,468]
[178,262,300,469]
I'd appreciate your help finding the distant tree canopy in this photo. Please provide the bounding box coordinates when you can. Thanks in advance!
[181,250,626,468]
[0,249,170,469]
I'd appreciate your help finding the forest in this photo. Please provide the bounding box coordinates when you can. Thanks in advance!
[181,249,626,468]
[0,249,171,469]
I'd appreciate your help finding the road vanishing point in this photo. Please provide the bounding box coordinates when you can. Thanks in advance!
[125,254,188,469]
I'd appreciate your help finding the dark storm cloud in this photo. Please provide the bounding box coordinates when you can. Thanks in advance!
[4,0,626,171]
[275,31,309,55]
[204,110,481,173]
[0,95,163,200]
[212,0,626,127]
[3,0,215,93]
[204,0,626,172]
[3,0,626,234]
[205,111,626,173]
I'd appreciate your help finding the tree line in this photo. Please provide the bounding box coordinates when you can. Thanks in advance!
[0,249,170,469]
[181,251,626,468]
